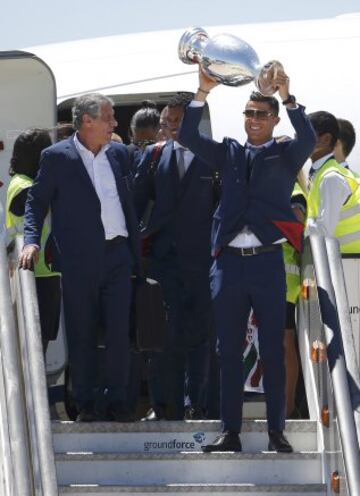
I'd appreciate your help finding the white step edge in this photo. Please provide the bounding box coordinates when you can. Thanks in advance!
[59,482,327,495]
[52,420,316,434]
[56,451,322,486]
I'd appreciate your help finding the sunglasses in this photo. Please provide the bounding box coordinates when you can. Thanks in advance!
[243,109,274,120]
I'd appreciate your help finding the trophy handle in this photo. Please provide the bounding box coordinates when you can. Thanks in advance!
[178,27,209,65]
[255,60,284,96]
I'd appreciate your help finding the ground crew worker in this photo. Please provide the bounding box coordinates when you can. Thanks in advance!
[307,111,360,252]
[6,129,61,352]
[283,177,307,417]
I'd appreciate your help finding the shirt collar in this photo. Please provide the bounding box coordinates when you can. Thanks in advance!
[74,132,110,156]
[311,152,334,171]
[340,160,349,169]
[173,141,188,151]
[245,138,275,150]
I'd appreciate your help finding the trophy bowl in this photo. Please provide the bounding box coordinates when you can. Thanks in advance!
[178,26,283,95]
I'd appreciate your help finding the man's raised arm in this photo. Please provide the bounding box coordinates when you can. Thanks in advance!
[177,68,226,170]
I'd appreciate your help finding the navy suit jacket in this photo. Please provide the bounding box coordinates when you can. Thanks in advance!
[24,137,141,276]
[178,105,316,254]
[133,140,215,267]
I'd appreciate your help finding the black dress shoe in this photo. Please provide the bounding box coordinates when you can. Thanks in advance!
[106,403,134,422]
[76,403,98,422]
[184,406,206,420]
[202,432,242,453]
[141,406,166,421]
[268,430,293,453]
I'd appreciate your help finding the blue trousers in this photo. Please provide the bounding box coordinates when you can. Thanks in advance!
[62,241,132,409]
[210,248,286,433]
[147,252,212,417]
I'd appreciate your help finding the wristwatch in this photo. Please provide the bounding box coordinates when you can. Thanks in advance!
[282,94,296,105]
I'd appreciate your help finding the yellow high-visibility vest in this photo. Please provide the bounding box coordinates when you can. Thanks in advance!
[283,182,306,304]
[6,174,60,277]
[307,158,360,254]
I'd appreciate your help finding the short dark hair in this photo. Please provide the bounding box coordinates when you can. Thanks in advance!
[249,91,279,116]
[308,111,339,148]
[56,122,74,141]
[130,101,160,131]
[9,129,52,178]
[337,118,356,158]
[167,92,194,109]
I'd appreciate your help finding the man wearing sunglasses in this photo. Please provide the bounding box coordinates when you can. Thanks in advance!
[178,66,316,453]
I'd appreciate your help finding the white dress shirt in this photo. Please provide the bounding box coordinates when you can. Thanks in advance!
[173,140,194,172]
[307,153,351,237]
[74,134,128,240]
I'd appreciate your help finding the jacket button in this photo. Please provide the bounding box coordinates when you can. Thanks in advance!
[236,179,240,183]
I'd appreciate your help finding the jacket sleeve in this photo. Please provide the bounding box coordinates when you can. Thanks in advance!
[24,150,57,247]
[133,147,153,223]
[178,104,227,171]
[284,105,317,173]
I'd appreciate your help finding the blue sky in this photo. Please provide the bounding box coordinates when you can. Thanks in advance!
[2,0,360,50]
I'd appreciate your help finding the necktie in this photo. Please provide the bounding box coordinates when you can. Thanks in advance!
[177,147,186,180]
[246,146,264,182]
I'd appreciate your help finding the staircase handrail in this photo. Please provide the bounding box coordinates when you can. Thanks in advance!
[309,233,360,495]
[0,237,34,496]
[12,235,58,495]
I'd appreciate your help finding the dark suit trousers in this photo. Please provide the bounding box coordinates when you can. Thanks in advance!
[147,251,211,417]
[210,248,286,433]
[62,240,132,409]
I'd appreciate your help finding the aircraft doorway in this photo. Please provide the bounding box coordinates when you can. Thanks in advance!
[57,91,212,143]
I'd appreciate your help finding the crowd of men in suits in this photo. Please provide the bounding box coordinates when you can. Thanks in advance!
[14,64,360,453]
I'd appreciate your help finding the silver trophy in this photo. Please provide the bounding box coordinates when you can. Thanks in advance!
[178,26,283,96]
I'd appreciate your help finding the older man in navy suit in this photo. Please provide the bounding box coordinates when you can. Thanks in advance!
[134,93,216,421]
[20,93,140,422]
[178,68,316,452]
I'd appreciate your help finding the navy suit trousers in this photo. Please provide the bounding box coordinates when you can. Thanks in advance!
[147,251,212,417]
[210,248,286,433]
[62,240,133,408]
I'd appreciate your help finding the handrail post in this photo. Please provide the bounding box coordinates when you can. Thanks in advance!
[0,240,34,496]
[310,233,360,495]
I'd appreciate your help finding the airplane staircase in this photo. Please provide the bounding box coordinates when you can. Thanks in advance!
[0,234,359,495]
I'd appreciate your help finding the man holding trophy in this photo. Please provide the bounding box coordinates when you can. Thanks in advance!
[178,28,316,452]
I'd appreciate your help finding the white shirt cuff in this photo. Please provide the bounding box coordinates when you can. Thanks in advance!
[189,100,205,108]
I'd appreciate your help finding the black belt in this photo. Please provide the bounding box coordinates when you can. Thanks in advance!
[105,235,128,246]
[224,244,282,257]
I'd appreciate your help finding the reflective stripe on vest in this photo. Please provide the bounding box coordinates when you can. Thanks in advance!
[337,230,360,246]
[284,263,300,276]
[339,202,360,221]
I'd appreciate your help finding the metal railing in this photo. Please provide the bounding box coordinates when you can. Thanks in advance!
[299,233,360,495]
[0,235,58,495]
[12,235,58,496]
[0,238,34,495]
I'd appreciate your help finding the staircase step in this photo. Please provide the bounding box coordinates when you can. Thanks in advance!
[53,420,317,453]
[59,482,327,495]
[55,451,321,486]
